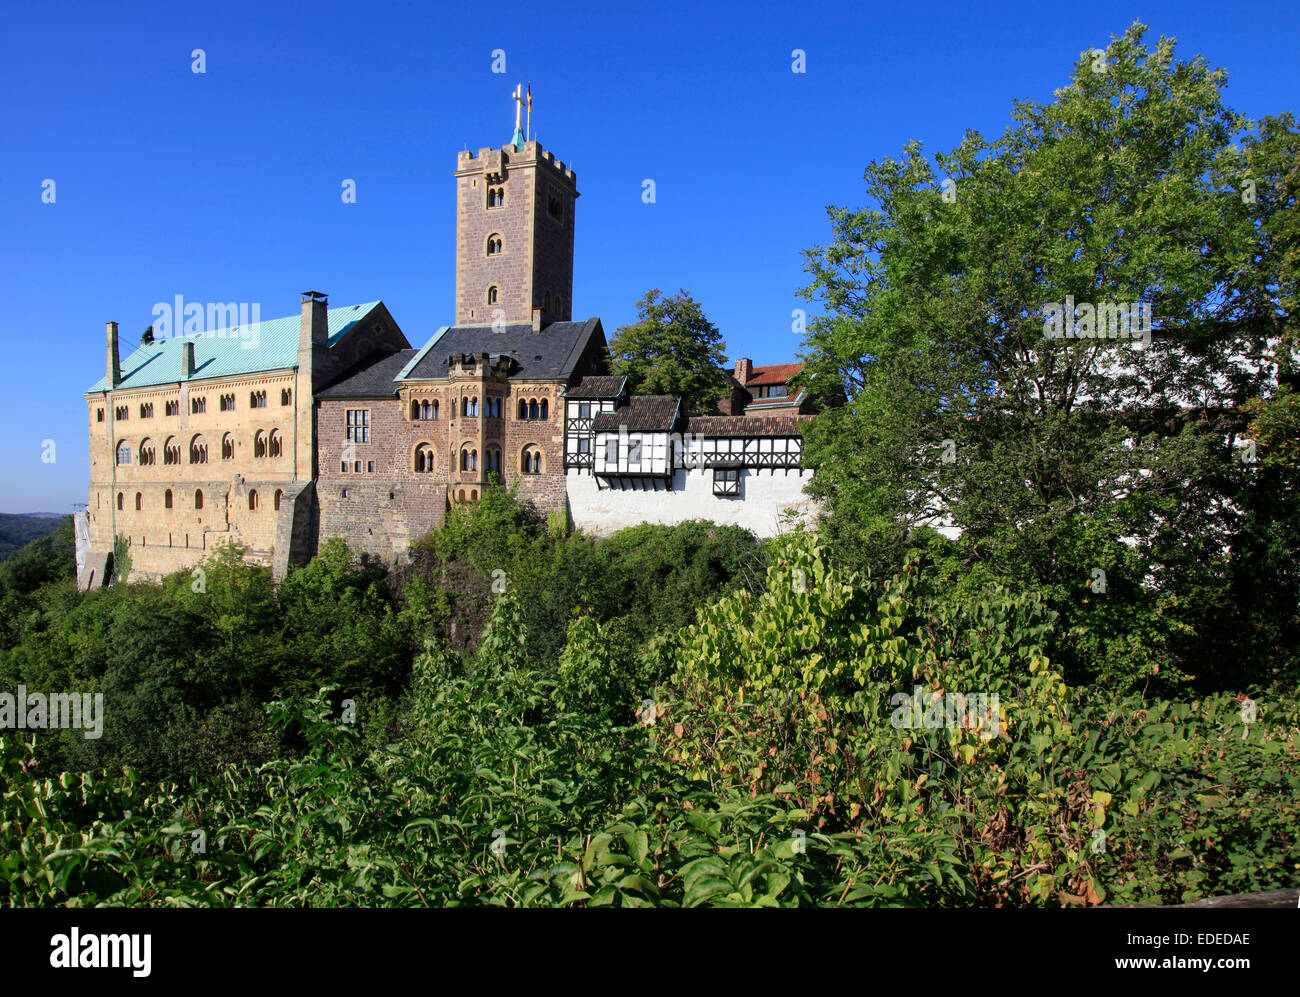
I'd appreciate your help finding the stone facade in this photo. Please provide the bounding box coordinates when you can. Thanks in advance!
[455,142,577,326]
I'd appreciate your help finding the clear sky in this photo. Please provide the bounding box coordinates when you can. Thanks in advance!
[1,0,1296,512]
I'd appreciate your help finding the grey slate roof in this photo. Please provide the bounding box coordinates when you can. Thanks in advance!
[317,349,419,399]
[593,395,682,432]
[565,375,627,399]
[401,319,598,381]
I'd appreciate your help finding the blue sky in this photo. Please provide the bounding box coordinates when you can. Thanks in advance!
[1,0,1296,512]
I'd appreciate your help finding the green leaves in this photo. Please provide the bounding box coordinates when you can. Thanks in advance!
[608,289,730,413]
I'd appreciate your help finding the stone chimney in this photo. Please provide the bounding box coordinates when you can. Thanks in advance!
[734,357,752,386]
[532,308,543,332]
[300,291,329,346]
[181,341,196,378]
[106,321,121,387]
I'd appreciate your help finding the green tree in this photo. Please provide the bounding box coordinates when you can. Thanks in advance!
[796,23,1294,688]
[609,289,729,412]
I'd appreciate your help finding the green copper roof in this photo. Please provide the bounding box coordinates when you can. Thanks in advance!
[86,302,384,393]
[511,125,525,151]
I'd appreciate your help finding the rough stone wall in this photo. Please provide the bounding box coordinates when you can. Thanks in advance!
[86,371,299,559]
[317,395,450,558]
[502,378,566,516]
[455,143,577,325]
[91,475,295,582]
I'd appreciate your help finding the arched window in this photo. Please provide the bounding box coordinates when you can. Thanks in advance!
[248,489,259,511]
[254,430,267,458]
[116,492,124,511]
[461,446,478,472]
[222,433,235,460]
[273,489,283,511]
[138,438,155,465]
[135,492,142,511]
[518,399,527,419]
[164,489,173,509]
[487,285,499,305]
[544,291,551,312]
[457,489,465,503]
[269,430,283,458]
[116,440,132,466]
[555,295,563,316]
[164,437,180,465]
[414,443,435,473]
[528,400,538,420]
[486,448,501,472]
[540,399,548,420]
[281,388,292,405]
[194,489,204,510]
[486,233,502,256]
[189,434,208,464]
[522,445,542,475]
[488,186,504,208]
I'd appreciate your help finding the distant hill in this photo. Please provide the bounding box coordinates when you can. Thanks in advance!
[0,513,65,562]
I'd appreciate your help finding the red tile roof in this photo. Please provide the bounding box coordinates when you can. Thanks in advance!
[686,414,813,437]
[746,362,803,386]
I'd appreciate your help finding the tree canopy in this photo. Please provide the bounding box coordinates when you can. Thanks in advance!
[795,22,1299,689]
[608,289,730,412]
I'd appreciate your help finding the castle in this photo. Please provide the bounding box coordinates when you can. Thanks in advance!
[79,107,821,588]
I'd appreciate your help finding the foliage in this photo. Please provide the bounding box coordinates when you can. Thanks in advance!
[795,23,1298,690]
[0,513,64,563]
[608,289,730,413]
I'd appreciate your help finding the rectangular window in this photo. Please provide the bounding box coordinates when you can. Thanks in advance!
[367,461,375,473]
[346,409,370,443]
[628,438,642,465]
[713,468,741,496]
[578,402,591,419]
[354,461,362,473]
[578,437,590,454]
[341,461,348,473]
[604,439,617,464]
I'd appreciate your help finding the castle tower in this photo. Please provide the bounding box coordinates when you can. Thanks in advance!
[454,93,577,327]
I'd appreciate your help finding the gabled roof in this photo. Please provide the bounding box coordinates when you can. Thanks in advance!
[400,319,601,381]
[593,395,681,432]
[746,362,803,386]
[566,375,627,399]
[317,349,420,399]
[686,414,812,437]
[86,302,386,393]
